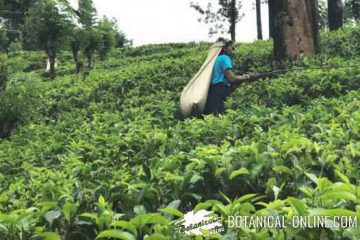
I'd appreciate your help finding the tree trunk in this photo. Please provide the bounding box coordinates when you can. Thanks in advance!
[328,0,343,30]
[87,51,93,68]
[74,53,81,74]
[230,21,236,42]
[308,0,320,54]
[71,47,82,74]
[268,0,275,38]
[273,0,319,61]
[350,0,360,22]
[256,0,263,40]
[0,65,7,90]
[49,54,56,79]
[229,0,236,41]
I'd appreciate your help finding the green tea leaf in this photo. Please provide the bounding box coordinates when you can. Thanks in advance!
[134,205,147,215]
[79,212,99,224]
[344,226,360,239]
[98,195,106,210]
[44,211,61,227]
[34,232,61,240]
[236,194,258,204]
[96,230,135,240]
[220,192,231,204]
[194,202,212,212]
[130,213,169,228]
[287,197,308,216]
[144,234,168,240]
[272,186,280,200]
[305,172,319,184]
[112,221,137,236]
[273,166,292,174]
[215,167,226,176]
[159,208,183,218]
[166,200,181,209]
[189,174,203,185]
[229,168,249,180]
[321,191,357,202]
[0,223,7,234]
[299,187,313,197]
[335,170,351,185]
[63,202,76,222]
[309,208,357,217]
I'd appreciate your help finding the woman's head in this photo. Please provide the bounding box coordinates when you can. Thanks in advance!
[216,37,235,56]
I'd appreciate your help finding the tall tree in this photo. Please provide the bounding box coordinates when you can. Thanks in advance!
[344,0,360,23]
[350,0,360,21]
[83,27,101,68]
[25,0,73,78]
[97,17,116,60]
[77,0,99,68]
[110,18,132,48]
[256,0,263,40]
[68,0,97,73]
[0,0,34,25]
[0,27,7,53]
[190,0,245,41]
[268,0,275,38]
[328,0,344,30]
[58,0,81,18]
[78,0,97,27]
[0,0,35,44]
[114,31,132,48]
[70,27,84,74]
[271,0,319,60]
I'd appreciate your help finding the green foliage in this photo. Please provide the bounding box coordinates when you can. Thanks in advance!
[67,0,98,73]
[190,0,245,40]
[24,0,74,78]
[0,27,8,52]
[0,53,8,88]
[99,17,132,49]
[8,38,24,57]
[78,0,97,27]
[67,2,129,73]
[97,17,116,61]
[83,27,102,67]
[320,25,360,58]
[344,0,360,23]
[0,51,45,98]
[0,0,32,43]
[114,30,132,48]
[0,26,359,240]
[0,75,41,138]
[69,27,85,74]
[25,0,73,51]
[317,0,328,29]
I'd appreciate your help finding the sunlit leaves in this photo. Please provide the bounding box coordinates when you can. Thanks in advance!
[0,26,359,240]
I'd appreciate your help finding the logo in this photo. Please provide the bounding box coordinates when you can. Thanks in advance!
[175,209,225,236]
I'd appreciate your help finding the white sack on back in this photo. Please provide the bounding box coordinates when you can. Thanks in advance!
[180,42,224,117]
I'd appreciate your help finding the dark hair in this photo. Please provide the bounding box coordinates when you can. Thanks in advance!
[216,37,234,55]
[216,37,233,47]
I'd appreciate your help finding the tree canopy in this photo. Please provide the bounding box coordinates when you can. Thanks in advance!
[190,0,245,41]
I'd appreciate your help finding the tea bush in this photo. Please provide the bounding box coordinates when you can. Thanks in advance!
[321,26,360,59]
[0,26,359,240]
[0,76,42,138]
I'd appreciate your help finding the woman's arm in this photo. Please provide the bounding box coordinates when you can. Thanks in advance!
[224,69,254,84]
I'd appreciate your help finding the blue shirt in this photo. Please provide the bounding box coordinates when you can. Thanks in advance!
[211,54,232,85]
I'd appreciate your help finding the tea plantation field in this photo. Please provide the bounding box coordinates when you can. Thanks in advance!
[0,26,360,240]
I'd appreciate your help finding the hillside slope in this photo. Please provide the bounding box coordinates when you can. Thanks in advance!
[0,27,360,239]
